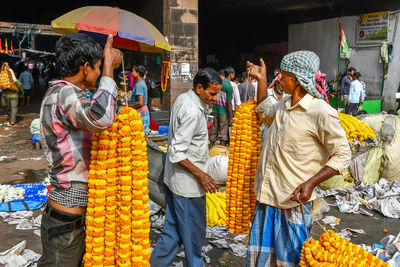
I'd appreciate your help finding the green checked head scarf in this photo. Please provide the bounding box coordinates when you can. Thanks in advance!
[280,50,328,102]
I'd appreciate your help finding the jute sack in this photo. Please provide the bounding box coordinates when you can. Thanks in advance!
[359,114,400,181]
[380,115,400,181]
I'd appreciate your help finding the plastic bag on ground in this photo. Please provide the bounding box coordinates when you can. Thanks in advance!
[312,197,330,221]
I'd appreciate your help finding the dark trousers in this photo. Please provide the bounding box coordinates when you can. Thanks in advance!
[150,192,206,267]
[37,204,86,267]
[345,103,359,116]
[210,113,229,142]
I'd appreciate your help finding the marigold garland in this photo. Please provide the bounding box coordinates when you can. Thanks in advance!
[84,106,150,267]
[226,100,261,234]
[300,230,389,267]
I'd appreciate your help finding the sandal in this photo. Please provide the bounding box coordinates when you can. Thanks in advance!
[5,122,16,126]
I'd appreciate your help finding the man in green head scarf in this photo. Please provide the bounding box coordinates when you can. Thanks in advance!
[245,51,351,266]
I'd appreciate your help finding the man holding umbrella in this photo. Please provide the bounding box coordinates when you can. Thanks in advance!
[38,33,121,266]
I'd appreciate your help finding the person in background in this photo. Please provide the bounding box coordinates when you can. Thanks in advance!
[260,74,285,147]
[238,72,255,103]
[128,64,150,136]
[225,66,242,111]
[267,68,282,89]
[144,66,156,93]
[246,52,351,267]
[251,75,258,101]
[339,67,356,105]
[30,117,41,150]
[150,68,222,267]
[209,69,233,148]
[1,62,24,126]
[19,66,34,106]
[38,33,121,267]
[359,72,366,100]
[32,64,41,93]
[345,72,364,116]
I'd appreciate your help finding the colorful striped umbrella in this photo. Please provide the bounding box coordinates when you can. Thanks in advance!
[51,6,171,53]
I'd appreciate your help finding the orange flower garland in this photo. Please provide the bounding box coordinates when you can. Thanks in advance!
[84,107,150,267]
[226,100,261,234]
[300,230,389,267]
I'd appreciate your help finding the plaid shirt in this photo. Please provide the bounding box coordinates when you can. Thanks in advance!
[39,77,117,207]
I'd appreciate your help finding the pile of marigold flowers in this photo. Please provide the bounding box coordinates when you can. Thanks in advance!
[338,112,376,143]
[226,100,261,234]
[300,230,389,267]
[84,106,150,267]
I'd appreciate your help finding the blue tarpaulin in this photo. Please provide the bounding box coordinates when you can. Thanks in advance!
[0,182,47,212]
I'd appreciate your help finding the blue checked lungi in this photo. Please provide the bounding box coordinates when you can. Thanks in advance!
[137,105,150,134]
[247,201,313,267]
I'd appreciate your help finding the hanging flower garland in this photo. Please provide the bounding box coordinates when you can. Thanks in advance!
[226,100,261,234]
[84,106,150,267]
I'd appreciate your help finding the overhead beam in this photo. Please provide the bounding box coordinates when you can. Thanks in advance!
[0,22,60,36]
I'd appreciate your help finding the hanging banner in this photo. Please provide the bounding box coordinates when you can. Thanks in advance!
[356,11,390,44]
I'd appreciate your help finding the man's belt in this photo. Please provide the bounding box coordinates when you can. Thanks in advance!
[45,205,85,240]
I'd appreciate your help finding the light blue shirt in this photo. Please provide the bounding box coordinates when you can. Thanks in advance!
[19,71,33,90]
[348,80,364,104]
[128,79,148,107]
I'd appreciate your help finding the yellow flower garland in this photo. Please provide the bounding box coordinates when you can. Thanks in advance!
[226,100,261,234]
[84,107,150,267]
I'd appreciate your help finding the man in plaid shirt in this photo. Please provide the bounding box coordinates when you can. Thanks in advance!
[38,33,121,266]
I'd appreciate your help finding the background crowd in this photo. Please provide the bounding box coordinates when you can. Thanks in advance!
[208,66,283,147]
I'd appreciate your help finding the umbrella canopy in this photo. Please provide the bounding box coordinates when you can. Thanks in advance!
[51,6,171,53]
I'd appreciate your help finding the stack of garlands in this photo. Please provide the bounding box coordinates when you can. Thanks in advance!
[226,100,261,234]
[300,230,389,267]
[84,106,150,267]
[338,112,376,143]
[206,192,226,227]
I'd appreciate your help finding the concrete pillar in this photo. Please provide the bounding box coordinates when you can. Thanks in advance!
[163,0,198,110]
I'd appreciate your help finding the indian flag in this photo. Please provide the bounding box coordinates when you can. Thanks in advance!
[339,20,350,58]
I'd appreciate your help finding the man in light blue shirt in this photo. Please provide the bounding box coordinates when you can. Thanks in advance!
[19,66,33,105]
[345,72,364,115]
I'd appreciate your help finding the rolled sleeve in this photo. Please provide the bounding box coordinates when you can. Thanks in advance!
[169,108,197,164]
[317,110,351,174]
[98,76,118,98]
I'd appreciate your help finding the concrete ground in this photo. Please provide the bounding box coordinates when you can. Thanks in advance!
[0,81,398,266]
